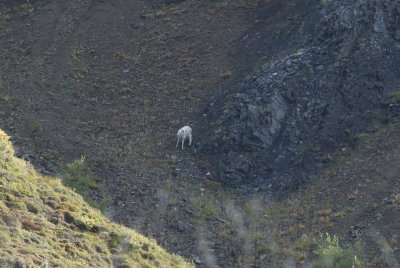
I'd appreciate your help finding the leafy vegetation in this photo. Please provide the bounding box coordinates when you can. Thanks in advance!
[60,156,112,212]
[61,156,94,194]
[0,129,192,267]
[313,233,363,268]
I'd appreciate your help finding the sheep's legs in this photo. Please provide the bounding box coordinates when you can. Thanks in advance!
[177,131,192,150]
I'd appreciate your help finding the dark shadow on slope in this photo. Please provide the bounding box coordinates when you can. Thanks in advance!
[198,0,400,194]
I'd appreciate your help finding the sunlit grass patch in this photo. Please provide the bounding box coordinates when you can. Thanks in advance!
[0,129,193,267]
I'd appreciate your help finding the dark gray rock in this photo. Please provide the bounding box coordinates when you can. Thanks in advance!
[175,221,190,233]
[199,0,400,192]
[146,0,186,8]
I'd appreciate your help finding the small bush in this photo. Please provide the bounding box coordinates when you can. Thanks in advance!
[61,157,113,213]
[313,233,363,268]
[61,156,93,195]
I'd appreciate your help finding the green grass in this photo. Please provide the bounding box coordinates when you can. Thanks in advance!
[0,129,193,267]
[191,193,220,219]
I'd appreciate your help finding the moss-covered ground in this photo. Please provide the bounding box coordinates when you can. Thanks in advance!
[0,129,192,267]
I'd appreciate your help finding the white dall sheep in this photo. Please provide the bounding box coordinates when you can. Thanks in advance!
[176,126,192,149]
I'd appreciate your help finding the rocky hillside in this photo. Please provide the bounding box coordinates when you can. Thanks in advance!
[1,0,400,267]
[0,129,192,267]
[199,0,400,191]
[0,0,281,265]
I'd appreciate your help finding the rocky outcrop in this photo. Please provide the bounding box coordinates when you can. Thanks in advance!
[200,0,400,191]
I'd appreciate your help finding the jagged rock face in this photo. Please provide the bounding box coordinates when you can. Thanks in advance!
[200,0,400,191]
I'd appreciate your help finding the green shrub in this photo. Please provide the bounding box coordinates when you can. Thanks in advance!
[61,156,93,194]
[313,233,363,268]
[61,157,112,212]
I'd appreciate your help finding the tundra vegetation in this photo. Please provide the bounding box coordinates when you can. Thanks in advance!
[0,129,192,267]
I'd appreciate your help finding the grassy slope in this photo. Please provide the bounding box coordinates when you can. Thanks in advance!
[0,129,192,268]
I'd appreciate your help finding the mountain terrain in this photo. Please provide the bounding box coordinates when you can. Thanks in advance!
[0,129,192,267]
[1,0,400,267]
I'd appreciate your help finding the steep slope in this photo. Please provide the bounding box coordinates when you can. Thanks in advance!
[0,0,281,264]
[206,118,400,267]
[199,0,400,190]
[1,0,400,267]
[0,129,192,267]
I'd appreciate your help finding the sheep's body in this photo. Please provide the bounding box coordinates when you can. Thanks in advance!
[176,126,192,149]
